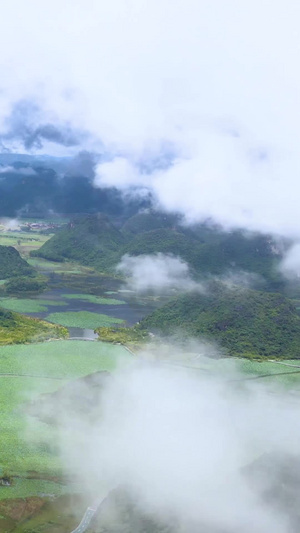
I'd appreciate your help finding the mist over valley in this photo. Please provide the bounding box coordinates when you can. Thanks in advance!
[1,2,300,531]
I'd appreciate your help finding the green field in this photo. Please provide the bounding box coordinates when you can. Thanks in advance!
[27,257,95,275]
[62,293,125,305]
[105,290,118,295]
[0,298,67,313]
[1,337,300,507]
[0,376,67,482]
[222,358,300,389]
[0,340,130,377]
[172,355,300,391]
[0,340,132,499]
[0,476,68,501]
[47,311,125,328]
[0,232,51,256]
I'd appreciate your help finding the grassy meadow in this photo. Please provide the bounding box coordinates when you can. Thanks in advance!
[0,340,130,377]
[46,311,125,329]
[0,298,67,313]
[27,257,96,275]
[62,293,126,305]
[0,231,51,257]
[165,354,300,392]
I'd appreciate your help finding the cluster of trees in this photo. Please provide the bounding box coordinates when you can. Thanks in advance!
[0,308,16,328]
[95,326,149,346]
[4,276,47,294]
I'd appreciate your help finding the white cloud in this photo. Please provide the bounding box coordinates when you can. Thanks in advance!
[0,217,20,230]
[0,166,36,175]
[1,1,300,235]
[57,359,299,532]
[116,253,202,293]
[95,157,142,189]
[279,243,300,278]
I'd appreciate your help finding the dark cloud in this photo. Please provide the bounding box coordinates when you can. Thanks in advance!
[22,123,80,150]
[0,99,87,150]
[65,151,99,179]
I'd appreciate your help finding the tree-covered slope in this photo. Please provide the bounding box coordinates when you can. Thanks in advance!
[121,227,282,287]
[121,228,203,270]
[121,211,179,237]
[192,231,279,277]
[141,285,300,358]
[0,160,150,218]
[0,245,36,279]
[32,212,283,288]
[0,307,67,344]
[32,213,125,269]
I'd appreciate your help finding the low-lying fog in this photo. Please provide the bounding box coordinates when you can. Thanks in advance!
[39,341,300,533]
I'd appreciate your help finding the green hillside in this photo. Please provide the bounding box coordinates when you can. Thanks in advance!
[141,284,300,358]
[193,231,279,277]
[122,228,281,281]
[32,213,283,288]
[0,245,36,279]
[32,213,125,270]
[122,228,202,269]
[122,213,281,276]
[0,307,67,344]
[121,211,179,237]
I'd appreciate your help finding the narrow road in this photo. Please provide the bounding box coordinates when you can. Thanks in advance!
[123,345,136,356]
[231,369,300,382]
[268,360,300,369]
[70,492,112,533]
[70,507,96,533]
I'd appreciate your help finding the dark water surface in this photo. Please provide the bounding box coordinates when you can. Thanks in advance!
[67,327,99,339]
[24,272,162,330]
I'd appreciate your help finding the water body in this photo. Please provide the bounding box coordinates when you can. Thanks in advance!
[22,272,162,330]
[68,327,98,340]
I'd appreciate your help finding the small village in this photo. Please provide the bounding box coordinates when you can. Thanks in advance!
[0,220,64,233]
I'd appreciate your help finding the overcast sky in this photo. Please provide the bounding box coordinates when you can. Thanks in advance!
[1,1,300,235]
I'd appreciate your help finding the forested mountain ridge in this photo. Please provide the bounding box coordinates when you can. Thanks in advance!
[121,211,179,237]
[140,284,300,358]
[33,212,284,289]
[122,228,203,270]
[0,162,149,218]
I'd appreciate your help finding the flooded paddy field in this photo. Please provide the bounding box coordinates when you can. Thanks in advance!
[5,281,160,329]
[1,259,164,333]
